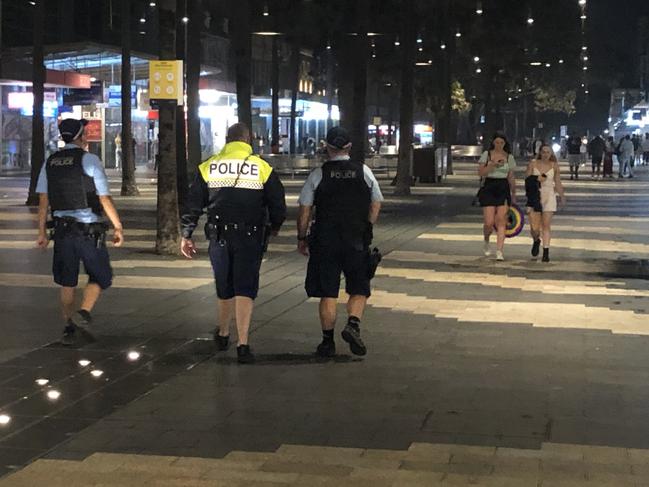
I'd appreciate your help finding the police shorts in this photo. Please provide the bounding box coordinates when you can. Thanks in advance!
[305,241,371,298]
[52,233,113,289]
[208,230,264,300]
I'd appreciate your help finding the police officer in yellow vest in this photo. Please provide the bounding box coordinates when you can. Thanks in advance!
[180,123,286,363]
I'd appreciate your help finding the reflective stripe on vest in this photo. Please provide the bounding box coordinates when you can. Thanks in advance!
[198,142,273,190]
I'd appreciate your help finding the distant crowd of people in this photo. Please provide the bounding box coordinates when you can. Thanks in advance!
[514,133,649,180]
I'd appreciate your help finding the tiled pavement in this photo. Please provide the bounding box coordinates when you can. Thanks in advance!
[1,161,649,485]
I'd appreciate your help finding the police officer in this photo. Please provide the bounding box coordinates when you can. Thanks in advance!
[36,118,124,345]
[297,126,383,357]
[180,123,286,364]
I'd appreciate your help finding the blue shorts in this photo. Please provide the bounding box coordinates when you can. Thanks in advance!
[305,239,371,298]
[52,233,113,289]
[207,228,264,300]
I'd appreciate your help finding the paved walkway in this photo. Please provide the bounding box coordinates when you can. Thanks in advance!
[1,162,649,485]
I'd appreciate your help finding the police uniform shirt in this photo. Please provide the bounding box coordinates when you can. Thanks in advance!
[298,155,384,207]
[36,144,110,223]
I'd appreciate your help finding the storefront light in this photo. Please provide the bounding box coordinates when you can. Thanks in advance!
[199,89,228,104]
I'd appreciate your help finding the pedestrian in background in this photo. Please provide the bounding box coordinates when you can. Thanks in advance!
[632,134,642,166]
[566,133,582,180]
[477,134,517,261]
[618,135,635,179]
[603,136,615,179]
[642,133,649,165]
[588,135,606,179]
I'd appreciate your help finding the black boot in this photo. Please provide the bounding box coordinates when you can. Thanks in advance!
[531,239,541,257]
[542,248,550,262]
[237,345,255,364]
[213,331,229,351]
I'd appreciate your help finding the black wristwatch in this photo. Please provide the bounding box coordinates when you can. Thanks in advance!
[297,235,307,241]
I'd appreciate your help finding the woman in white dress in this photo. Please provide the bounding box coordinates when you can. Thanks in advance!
[526,144,566,262]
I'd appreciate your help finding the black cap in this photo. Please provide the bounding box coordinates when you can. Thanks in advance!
[326,126,352,150]
[59,118,88,143]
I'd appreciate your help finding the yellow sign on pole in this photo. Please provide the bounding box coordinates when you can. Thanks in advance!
[149,60,184,105]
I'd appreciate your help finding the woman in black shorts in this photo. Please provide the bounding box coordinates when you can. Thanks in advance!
[478,134,517,261]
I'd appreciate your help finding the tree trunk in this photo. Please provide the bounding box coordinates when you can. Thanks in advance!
[349,0,369,163]
[483,68,496,142]
[156,0,181,255]
[336,44,354,129]
[25,0,45,206]
[271,36,280,150]
[229,0,252,131]
[437,0,454,174]
[394,0,415,195]
[176,0,188,204]
[186,0,202,169]
[333,2,368,162]
[120,0,139,196]
[289,40,299,155]
[326,48,334,131]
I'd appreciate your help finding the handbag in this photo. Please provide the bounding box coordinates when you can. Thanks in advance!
[472,177,485,206]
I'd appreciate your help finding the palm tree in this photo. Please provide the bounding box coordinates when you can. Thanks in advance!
[186,0,202,169]
[289,39,300,154]
[229,0,252,131]
[331,0,368,162]
[271,36,280,151]
[394,0,415,195]
[25,0,45,206]
[155,0,181,255]
[120,0,139,196]
[176,0,188,204]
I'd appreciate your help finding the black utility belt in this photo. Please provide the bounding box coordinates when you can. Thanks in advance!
[49,218,108,236]
[204,222,264,240]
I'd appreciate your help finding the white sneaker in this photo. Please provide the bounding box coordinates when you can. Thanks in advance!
[496,250,504,261]
[483,241,491,256]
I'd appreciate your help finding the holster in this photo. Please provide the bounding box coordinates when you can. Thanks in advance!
[204,222,223,241]
[262,224,272,253]
[367,247,382,280]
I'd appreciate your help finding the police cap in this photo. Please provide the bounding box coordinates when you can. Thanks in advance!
[59,118,88,143]
[326,126,352,150]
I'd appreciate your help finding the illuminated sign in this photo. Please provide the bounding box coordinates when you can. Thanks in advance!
[8,92,58,117]
[149,60,183,104]
[108,85,137,107]
[84,119,103,142]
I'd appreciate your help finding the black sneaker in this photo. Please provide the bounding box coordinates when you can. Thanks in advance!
[213,332,230,351]
[69,310,96,342]
[531,239,541,257]
[542,248,550,263]
[70,309,92,327]
[341,324,367,356]
[61,323,77,346]
[316,339,336,358]
[68,309,97,343]
[237,345,255,364]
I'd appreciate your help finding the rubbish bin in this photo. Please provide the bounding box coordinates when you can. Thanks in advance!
[413,144,448,183]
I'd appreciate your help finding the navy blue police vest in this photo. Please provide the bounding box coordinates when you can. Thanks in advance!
[45,148,101,215]
[314,159,371,239]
